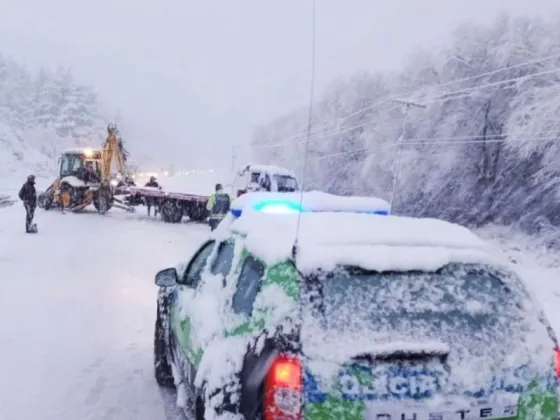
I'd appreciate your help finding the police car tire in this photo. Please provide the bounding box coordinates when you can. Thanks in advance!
[154,312,174,387]
[195,394,205,420]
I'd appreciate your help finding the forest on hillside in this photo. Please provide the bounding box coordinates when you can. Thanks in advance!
[252,14,560,241]
[0,54,106,180]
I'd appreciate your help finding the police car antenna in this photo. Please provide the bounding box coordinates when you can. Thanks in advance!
[293,0,317,259]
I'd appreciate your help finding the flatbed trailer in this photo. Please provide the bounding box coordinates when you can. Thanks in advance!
[126,186,209,223]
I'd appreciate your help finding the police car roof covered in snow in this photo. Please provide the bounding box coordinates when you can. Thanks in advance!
[212,191,499,273]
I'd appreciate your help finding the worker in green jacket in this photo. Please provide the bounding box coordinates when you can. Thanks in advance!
[206,183,231,231]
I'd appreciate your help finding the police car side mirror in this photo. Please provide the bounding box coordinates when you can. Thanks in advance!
[155,267,178,287]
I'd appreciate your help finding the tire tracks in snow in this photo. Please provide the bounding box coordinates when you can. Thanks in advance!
[0,205,208,420]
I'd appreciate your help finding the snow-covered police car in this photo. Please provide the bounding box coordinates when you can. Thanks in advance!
[153,191,560,420]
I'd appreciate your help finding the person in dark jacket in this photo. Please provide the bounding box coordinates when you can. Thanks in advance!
[82,161,100,184]
[145,176,160,217]
[206,183,231,231]
[18,174,37,233]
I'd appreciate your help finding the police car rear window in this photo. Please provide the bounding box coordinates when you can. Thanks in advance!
[304,264,531,339]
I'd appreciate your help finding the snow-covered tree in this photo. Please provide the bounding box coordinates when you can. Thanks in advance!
[252,13,560,235]
[0,54,110,183]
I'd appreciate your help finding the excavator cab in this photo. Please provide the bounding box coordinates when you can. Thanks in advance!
[59,148,103,183]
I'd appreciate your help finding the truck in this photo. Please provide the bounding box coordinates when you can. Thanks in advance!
[125,183,209,223]
[233,163,300,197]
[125,164,300,223]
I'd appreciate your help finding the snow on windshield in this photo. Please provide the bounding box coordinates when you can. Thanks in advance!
[273,174,298,191]
[301,263,554,391]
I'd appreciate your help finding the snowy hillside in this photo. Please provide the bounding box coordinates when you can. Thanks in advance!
[251,14,560,237]
[0,54,106,191]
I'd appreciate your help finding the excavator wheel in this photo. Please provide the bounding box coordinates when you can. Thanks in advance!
[38,190,53,210]
[94,186,113,215]
[59,183,75,209]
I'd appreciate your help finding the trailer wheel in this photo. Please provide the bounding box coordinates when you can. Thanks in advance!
[161,200,183,223]
[187,203,209,223]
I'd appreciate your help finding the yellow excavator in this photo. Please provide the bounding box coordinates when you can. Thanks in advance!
[37,124,135,214]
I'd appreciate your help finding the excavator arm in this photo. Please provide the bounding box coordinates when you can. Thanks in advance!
[101,125,128,181]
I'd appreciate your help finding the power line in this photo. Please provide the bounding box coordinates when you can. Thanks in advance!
[426,67,560,100]
[252,70,560,150]
[255,68,560,149]
[253,106,401,149]
[252,52,560,147]
[326,53,560,137]
[306,135,560,162]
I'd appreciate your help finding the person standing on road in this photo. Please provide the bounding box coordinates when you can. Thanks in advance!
[18,174,37,233]
[206,183,231,231]
[145,176,160,217]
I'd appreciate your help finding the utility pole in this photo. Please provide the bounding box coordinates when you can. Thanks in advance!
[388,97,427,212]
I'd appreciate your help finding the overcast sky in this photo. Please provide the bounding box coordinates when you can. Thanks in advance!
[0,0,558,170]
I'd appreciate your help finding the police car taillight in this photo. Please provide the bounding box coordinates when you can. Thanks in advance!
[264,354,302,420]
[554,348,560,420]
[555,348,560,377]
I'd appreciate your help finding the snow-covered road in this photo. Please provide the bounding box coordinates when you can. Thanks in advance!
[0,204,209,420]
[0,203,558,420]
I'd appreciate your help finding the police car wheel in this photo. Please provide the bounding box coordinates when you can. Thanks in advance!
[195,394,204,420]
[154,311,174,387]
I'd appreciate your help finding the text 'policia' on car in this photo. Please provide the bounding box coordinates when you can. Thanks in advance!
[152,191,560,420]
